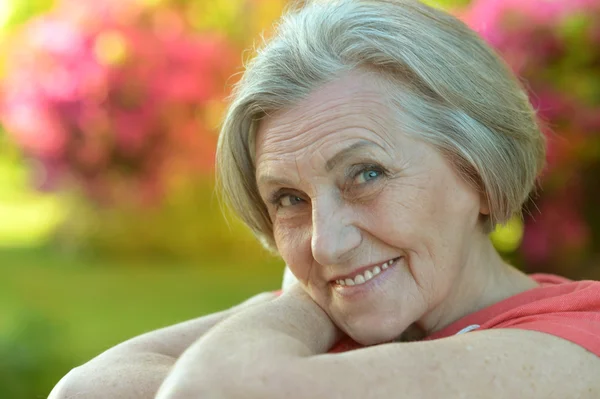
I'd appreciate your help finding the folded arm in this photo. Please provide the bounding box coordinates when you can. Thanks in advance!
[49,292,276,399]
[157,288,600,399]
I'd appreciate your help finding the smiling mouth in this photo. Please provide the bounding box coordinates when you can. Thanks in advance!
[333,257,400,287]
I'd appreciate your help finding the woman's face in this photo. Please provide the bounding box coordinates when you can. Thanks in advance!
[255,71,489,344]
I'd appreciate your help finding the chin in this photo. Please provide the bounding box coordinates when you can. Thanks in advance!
[342,314,410,346]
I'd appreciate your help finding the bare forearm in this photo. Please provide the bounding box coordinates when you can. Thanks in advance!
[49,293,278,399]
[156,291,339,399]
[49,352,175,399]
[49,309,234,399]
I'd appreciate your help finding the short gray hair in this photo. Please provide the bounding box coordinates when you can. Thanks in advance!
[217,0,546,252]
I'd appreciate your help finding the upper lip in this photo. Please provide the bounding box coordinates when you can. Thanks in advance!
[329,257,400,282]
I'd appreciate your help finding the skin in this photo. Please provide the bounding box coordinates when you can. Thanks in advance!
[254,70,538,345]
[157,286,599,399]
[156,70,599,399]
[47,292,277,399]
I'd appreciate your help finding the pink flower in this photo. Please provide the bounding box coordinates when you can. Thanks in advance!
[0,1,241,205]
[1,100,66,158]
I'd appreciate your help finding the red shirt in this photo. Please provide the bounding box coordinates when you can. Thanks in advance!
[330,274,600,355]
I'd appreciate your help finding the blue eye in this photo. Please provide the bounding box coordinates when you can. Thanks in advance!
[355,168,382,184]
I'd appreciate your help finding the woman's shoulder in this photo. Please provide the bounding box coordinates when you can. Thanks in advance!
[493,273,600,319]
[429,273,600,356]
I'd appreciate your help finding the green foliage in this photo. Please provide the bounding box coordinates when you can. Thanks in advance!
[0,134,67,247]
[0,309,67,399]
[422,0,472,10]
[0,0,54,31]
[53,178,271,262]
[0,249,284,397]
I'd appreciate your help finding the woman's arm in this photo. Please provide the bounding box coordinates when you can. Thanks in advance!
[157,287,600,399]
[154,285,340,398]
[48,292,276,399]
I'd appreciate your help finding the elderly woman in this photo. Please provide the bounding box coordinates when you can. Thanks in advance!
[50,0,600,398]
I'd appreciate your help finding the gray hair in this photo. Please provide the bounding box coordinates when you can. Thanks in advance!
[217,0,546,252]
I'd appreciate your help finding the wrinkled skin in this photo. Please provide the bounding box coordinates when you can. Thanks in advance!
[255,70,536,345]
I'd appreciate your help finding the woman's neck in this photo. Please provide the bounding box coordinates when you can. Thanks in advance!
[419,238,539,336]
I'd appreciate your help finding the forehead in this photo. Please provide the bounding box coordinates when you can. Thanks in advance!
[255,72,396,170]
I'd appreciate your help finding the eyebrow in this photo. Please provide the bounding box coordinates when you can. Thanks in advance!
[256,140,381,187]
[325,140,378,172]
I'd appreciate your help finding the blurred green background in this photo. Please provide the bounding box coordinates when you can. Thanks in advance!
[0,0,598,397]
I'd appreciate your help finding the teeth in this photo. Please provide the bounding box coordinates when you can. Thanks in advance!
[335,258,397,287]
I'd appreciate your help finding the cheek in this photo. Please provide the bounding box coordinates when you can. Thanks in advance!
[371,183,434,241]
[371,185,453,278]
[380,176,470,240]
[274,223,313,281]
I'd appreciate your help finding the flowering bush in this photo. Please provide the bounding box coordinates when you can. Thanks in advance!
[0,0,289,259]
[465,0,600,276]
[1,0,237,205]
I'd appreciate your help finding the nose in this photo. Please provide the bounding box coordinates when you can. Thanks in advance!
[310,194,361,266]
